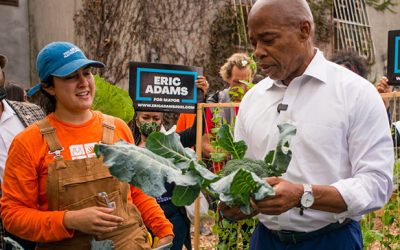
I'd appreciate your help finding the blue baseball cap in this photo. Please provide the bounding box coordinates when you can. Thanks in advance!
[36,41,104,82]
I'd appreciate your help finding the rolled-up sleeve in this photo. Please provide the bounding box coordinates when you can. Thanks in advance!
[332,83,394,217]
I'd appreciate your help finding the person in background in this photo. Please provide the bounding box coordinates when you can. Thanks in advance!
[4,82,27,102]
[0,42,173,249]
[202,53,256,172]
[0,54,44,250]
[219,0,393,249]
[175,76,208,132]
[330,50,369,79]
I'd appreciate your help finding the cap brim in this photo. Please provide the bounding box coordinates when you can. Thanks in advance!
[27,83,41,97]
[51,59,105,78]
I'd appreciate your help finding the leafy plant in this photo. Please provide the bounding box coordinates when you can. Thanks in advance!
[94,122,296,213]
[211,123,297,214]
[92,75,134,123]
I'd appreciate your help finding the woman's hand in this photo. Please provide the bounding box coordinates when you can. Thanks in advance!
[63,206,124,235]
[195,76,209,95]
[155,235,174,248]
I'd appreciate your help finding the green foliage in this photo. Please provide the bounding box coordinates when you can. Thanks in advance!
[221,159,269,178]
[366,0,398,13]
[212,213,258,250]
[92,75,134,123]
[206,3,237,93]
[216,124,247,160]
[211,123,296,214]
[306,0,332,44]
[146,132,218,187]
[211,169,275,215]
[361,159,399,250]
[264,123,297,176]
[94,141,202,206]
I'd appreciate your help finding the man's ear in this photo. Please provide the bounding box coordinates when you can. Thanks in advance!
[298,21,312,41]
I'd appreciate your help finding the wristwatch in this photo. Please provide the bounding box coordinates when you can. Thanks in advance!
[299,184,314,215]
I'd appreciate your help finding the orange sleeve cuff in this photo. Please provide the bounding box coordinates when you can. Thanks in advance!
[60,211,75,238]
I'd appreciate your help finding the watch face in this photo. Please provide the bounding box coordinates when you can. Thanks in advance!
[301,192,314,208]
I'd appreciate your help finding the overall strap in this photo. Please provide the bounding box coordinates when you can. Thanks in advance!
[36,118,64,158]
[102,114,115,144]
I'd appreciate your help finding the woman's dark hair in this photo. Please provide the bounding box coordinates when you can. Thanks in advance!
[39,77,57,115]
[330,50,369,79]
[5,82,26,102]
[128,116,141,146]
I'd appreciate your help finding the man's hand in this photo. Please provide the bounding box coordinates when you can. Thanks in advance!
[218,201,258,221]
[155,235,173,248]
[63,206,124,235]
[255,177,303,215]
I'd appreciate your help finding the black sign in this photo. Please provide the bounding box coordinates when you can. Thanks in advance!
[387,30,400,85]
[129,62,203,113]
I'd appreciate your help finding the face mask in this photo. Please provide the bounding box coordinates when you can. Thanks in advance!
[139,122,161,137]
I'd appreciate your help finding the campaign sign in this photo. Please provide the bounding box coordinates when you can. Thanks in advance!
[388,30,400,85]
[129,62,203,113]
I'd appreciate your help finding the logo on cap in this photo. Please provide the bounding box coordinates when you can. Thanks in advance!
[63,47,80,58]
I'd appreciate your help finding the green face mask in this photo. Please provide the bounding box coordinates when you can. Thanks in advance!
[139,122,161,137]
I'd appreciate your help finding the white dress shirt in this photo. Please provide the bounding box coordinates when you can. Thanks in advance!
[235,50,394,232]
[0,100,25,182]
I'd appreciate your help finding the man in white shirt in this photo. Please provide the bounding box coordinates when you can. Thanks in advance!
[219,0,394,249]
[0,53,44,250]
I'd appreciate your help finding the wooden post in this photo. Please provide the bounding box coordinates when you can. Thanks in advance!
[193,102,241,249]
[193,103,204,250]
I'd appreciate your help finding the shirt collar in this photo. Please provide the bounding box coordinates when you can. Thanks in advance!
[262,48,328,91]
[302,49,328,84]
[0,99,16,123]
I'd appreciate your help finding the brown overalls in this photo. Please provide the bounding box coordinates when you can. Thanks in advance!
[35,115,150,250]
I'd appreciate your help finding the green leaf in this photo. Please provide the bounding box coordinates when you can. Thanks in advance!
[217,124,247,160]
[92,75,134,123]
[94,141,198,198]
[210,168,274,214]
[264,123,297,176]
[172,184,201,206]
[221,158,270,177]
[146,132,194,164]
[146,132,219,184]
[210,152,226,163]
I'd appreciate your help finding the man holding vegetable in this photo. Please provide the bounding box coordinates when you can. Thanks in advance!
[219,0,394,249]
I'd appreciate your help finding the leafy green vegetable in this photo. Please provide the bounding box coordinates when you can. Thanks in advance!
[221,159,269,177]
[94,122,296,212]
[94,141,198,201]
[145,132,218,186]
[211,123,296,214]
[210,169,274,214]
[216,124,247,160]
[263,123,297,176]
[92,75,134,123]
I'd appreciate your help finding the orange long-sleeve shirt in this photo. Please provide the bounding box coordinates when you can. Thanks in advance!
[1,111,173,242]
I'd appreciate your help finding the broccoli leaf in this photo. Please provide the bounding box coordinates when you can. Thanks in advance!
[221,158,270,177]
[94,141,198,198]
[146,132,218,185]
[172,184,201,206]
[210,168,274,214]
[264,123,297,176]
[216,124,247,160]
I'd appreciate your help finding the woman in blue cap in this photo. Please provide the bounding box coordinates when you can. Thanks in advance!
[0,42,174,249]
